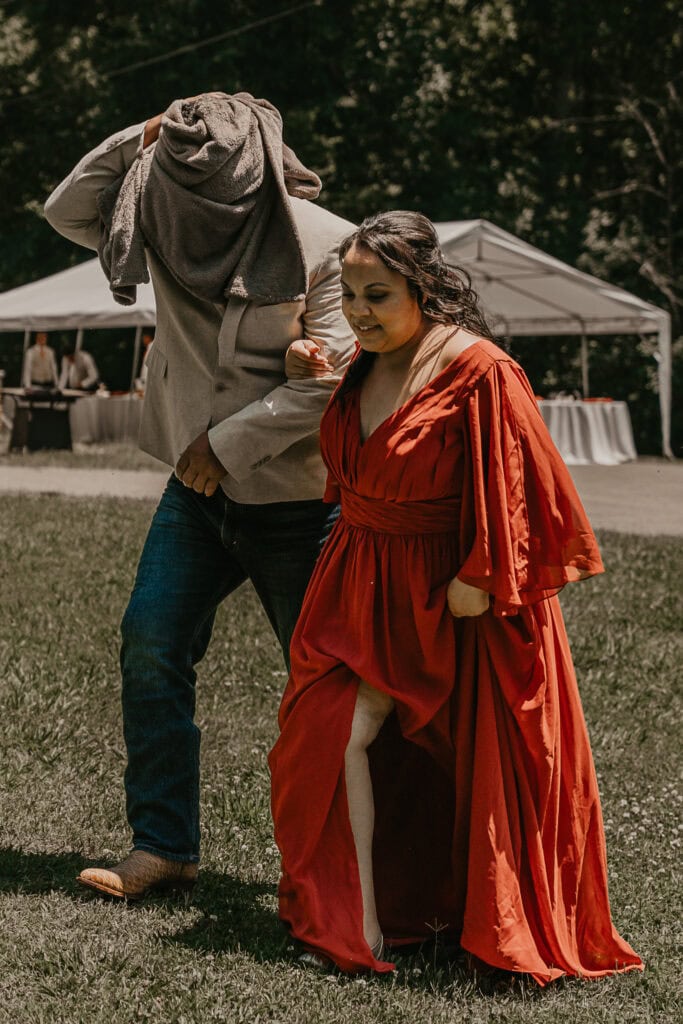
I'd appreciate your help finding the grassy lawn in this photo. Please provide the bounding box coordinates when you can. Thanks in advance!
[0,494,680,1023]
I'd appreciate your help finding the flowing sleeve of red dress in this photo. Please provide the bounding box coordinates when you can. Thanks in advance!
[450,352,642,983]
[456,356,604,615]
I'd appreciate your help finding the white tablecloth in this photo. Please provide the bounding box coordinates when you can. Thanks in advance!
[70,394,143,444]
[538,400,637,465]
[5,390,637,464]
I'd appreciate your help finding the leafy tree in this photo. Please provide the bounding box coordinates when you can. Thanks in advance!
[0,0,680,452]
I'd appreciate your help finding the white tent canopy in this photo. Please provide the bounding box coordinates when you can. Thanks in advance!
[0,220,672,455]
[435,220,672,457]
[0,257,155,330]
[0,258,156,392]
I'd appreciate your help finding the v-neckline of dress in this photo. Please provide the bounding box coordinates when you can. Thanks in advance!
[355,339,485,448]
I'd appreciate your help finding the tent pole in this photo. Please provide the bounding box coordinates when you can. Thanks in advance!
[124,325,143,444]
[657,314,673,459]
[75,328,84,353]
[19,330,31,390]
[130,326,142,395]
[496,316,510,351]
[580,335,589,398]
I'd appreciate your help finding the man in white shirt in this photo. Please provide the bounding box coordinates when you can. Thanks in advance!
[21,332,59,388]
[134,330,154,394]
[59,346,100,391]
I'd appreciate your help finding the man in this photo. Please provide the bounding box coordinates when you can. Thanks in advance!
[134,330,154,393]
[44,93,355,899]
[21,332,59,389]
[59,345,100,391]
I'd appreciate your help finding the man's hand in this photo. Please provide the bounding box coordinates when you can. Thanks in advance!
[446,576,490,618]
[175,431,227,498]
[143,114,163,148]
[143,96,202,149]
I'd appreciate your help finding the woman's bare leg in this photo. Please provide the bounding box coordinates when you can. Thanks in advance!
[345,680,394,953]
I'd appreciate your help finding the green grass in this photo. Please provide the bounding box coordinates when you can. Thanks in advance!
[0,494,680,1023]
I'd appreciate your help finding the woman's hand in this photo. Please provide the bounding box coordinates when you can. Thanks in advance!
[447,576,490,618]
[285,339,334,380]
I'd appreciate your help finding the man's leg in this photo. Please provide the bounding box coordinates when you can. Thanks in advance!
[119,476,249,864]
[78,489,334,899]
[232,498,339,668]
[79,478,249,897]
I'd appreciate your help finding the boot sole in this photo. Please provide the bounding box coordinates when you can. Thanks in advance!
[77,876,196,901]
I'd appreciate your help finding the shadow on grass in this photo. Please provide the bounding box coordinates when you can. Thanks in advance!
[0,846,89,895]
[0,849,542,998]
[171,870,539,998]
[167,869,293,966]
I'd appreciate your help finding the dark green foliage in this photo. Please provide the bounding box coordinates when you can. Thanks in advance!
[0,1,681,451]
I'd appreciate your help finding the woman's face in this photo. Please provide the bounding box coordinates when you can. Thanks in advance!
[341,242,428,354]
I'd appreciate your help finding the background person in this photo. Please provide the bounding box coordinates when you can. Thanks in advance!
[21,332,59,389]
[59,345,100,391]
[44,91,355,900]
[269,211,643,984]
[134,329,155,394]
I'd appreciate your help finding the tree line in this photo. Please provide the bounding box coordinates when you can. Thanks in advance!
[1,0,681,452]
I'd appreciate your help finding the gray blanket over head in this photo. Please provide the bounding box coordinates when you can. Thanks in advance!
[97,92,322,306]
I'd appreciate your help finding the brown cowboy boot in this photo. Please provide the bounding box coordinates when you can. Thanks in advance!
[77,850,198,900]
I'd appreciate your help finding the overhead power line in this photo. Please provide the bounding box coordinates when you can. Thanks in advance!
[103,1,322,80]
[2,1,323,107]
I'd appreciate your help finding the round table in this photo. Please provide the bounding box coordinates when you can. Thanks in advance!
[538,400,637,465]
[69,393,143,444]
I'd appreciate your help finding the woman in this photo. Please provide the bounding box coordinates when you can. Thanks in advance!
[269,211,642,984]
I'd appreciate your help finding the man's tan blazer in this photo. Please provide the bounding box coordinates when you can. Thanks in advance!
[45,123,356,503]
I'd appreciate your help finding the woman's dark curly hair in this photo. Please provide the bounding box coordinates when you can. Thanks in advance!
[337,210,493,397]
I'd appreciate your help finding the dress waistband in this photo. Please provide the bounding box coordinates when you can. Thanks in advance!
[340,488,459,535]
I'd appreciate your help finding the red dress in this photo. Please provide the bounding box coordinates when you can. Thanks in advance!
[269,340,642,984]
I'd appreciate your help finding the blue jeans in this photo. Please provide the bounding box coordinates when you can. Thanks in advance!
[120,475,338,863]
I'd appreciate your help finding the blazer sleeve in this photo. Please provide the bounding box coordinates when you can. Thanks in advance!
[457,358,604,616]
[43,123,146,251]
[207,241,355,480]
